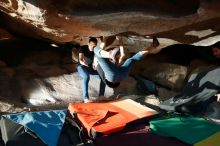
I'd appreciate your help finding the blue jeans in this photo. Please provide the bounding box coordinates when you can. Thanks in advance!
[94,46,143,83]
[77,64,106,100]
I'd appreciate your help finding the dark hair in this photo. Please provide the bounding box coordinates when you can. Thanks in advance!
[105,79,120,88]
[212,41,220,49]
[89,37,98,44]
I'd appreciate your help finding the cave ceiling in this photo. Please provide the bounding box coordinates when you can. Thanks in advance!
[0,0,220,46]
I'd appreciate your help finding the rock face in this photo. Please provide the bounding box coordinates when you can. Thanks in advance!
[0,36,219,113]
[0,27,14,40]
[0,39,139,107]
[0,0,220,45]
[1,1,220,113]
[141,63,188,91]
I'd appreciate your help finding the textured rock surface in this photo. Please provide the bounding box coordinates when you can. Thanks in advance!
[0,27,14,40]
[0,39,139,108]
[141,63,188,90]
[1,1,220,113]
[0,64,138,105]
[0,0,220,45]
[0,37,219,112]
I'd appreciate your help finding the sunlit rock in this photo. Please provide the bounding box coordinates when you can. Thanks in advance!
[2,0,220,44]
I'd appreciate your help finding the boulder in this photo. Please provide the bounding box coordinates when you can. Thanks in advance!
[141,63,188,91]
[1,0,220,45]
